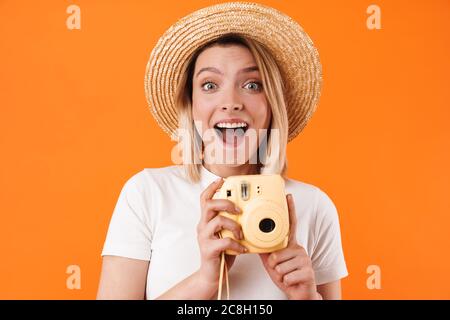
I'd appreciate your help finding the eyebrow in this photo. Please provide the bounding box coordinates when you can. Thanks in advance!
[195,65,259,78]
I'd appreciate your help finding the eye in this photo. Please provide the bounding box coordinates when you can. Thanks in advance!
[245,81,263,91]
[201,81,217,91]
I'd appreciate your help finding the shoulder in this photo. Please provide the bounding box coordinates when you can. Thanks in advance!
[285,177,331,206]
[285,177,320,198]
[114,165,187,204]
[123,165,186,188]
[284,177,339,222]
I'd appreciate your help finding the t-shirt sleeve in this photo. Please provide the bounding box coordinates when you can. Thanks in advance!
[101,172,153,261]
[311,188,348,285]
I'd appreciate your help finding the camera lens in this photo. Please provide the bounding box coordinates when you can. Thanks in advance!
[259,218,276,233]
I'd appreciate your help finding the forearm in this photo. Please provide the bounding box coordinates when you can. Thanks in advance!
[155,270,218,300]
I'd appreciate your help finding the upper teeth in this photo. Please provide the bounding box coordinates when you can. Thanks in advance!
[215,122,248,129]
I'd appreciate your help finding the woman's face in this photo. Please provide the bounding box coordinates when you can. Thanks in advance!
[192,44,271,165]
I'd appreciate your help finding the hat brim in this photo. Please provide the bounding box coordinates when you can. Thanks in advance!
[144,2,322,142]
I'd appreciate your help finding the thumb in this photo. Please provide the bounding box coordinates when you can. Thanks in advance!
[286,194,298,245]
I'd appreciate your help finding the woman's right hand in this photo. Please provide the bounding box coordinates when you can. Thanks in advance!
[196,177,247,286]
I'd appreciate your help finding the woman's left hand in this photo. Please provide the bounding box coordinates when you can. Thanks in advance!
[259,194,322,300]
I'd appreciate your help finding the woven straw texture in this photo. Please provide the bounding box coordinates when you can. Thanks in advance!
[144,2,322,141]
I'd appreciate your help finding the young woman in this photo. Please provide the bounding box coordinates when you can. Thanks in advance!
[97,2,348,300]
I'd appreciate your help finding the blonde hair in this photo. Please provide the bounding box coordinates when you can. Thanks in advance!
[174,34,288,183]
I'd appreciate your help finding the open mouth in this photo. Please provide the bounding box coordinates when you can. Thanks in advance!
[213,121,249,146]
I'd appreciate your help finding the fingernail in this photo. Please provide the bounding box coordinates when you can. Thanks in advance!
[235,206,241,213]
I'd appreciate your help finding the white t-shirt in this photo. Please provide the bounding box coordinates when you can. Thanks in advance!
[101,165,348,299]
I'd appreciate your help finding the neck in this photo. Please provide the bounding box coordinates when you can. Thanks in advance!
[203,162,259,178]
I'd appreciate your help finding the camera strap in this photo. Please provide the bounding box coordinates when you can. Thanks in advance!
[217,235,230,300]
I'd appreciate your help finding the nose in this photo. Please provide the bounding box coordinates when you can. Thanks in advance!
[220,85,244,112]
[221,103,243,112]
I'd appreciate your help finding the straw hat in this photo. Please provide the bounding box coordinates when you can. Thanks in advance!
[144,1,322,142]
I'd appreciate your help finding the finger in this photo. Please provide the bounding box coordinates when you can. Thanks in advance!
[282,268,315,287]
[209,237,247,256]
[205,215,243,240]
[267,249,297,269]
[268,246,307,269]
[203,199,242,223]
[274,255,303,276]
[200,177,224,205]
[258,253,284,283]
[286,194,298,244]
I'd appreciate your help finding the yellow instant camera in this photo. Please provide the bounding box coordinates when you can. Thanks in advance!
[213,174,290,255]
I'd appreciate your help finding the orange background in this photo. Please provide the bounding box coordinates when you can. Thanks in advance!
[1,0,449,299]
